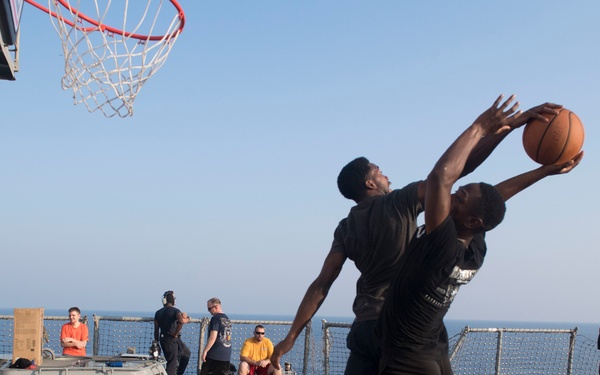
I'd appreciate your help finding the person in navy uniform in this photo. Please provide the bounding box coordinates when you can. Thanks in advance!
[154,291,192,375]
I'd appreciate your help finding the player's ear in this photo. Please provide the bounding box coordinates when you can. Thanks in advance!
[365,179,376,190]
[466,216,483,230]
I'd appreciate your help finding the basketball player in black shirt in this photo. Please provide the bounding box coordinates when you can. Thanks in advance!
[378,95,583,375]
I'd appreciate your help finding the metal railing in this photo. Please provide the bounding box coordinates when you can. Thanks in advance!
[2,315,599,375]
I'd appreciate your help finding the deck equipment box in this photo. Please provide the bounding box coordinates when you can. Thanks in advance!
[13,308,44,365]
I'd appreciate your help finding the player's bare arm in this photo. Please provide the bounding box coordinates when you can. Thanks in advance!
[271,251,346,369]
[462,98,564,179]
[495,151,583,202]
[426,95,519,232]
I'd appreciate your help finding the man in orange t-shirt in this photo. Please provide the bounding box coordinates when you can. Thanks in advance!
[60,307,89,356]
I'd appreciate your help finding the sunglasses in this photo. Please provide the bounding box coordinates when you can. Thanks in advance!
[254,331,265,335]
[207,305,216,311]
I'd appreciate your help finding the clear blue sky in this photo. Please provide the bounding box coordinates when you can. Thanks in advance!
[1,1,598,324]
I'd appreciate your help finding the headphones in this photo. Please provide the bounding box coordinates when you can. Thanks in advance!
[162,291,174,305]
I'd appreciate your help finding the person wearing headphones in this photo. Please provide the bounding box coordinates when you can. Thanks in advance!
[154,291,192,375]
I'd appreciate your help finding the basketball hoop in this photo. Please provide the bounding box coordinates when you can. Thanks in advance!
[24,0,185,118]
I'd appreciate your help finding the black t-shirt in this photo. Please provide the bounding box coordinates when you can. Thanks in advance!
[378,216,486,360]
[331,182,423,322]
[154,306,181,337]
[206,313,232,362]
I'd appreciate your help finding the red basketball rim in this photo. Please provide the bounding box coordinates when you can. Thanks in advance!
[24,0,185,41]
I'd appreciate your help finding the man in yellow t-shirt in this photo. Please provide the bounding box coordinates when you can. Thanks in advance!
[60,307,89,356]
[238,325,280,375]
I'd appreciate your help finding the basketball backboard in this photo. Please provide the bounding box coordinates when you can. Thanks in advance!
[0,0,23,80]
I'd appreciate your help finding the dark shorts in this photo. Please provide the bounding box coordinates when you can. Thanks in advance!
[200,358,231,375]
[379,355,453,375]
[345,320,380,375]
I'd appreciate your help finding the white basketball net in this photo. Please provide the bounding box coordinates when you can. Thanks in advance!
[45,0,184,118]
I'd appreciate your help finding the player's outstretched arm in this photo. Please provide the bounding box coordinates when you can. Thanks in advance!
[494,151,583,201]
[425,95,518,232]
[270,251,346,369]
[462,101,561,177]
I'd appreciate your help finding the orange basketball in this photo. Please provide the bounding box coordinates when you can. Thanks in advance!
[522,108,585,165]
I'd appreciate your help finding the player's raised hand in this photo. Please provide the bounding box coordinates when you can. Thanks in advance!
[473,94,520,136]
[542,150,584,176]
[508,102,563,130]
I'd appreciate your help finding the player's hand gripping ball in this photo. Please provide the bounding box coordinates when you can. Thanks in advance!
[522,108,585,165]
